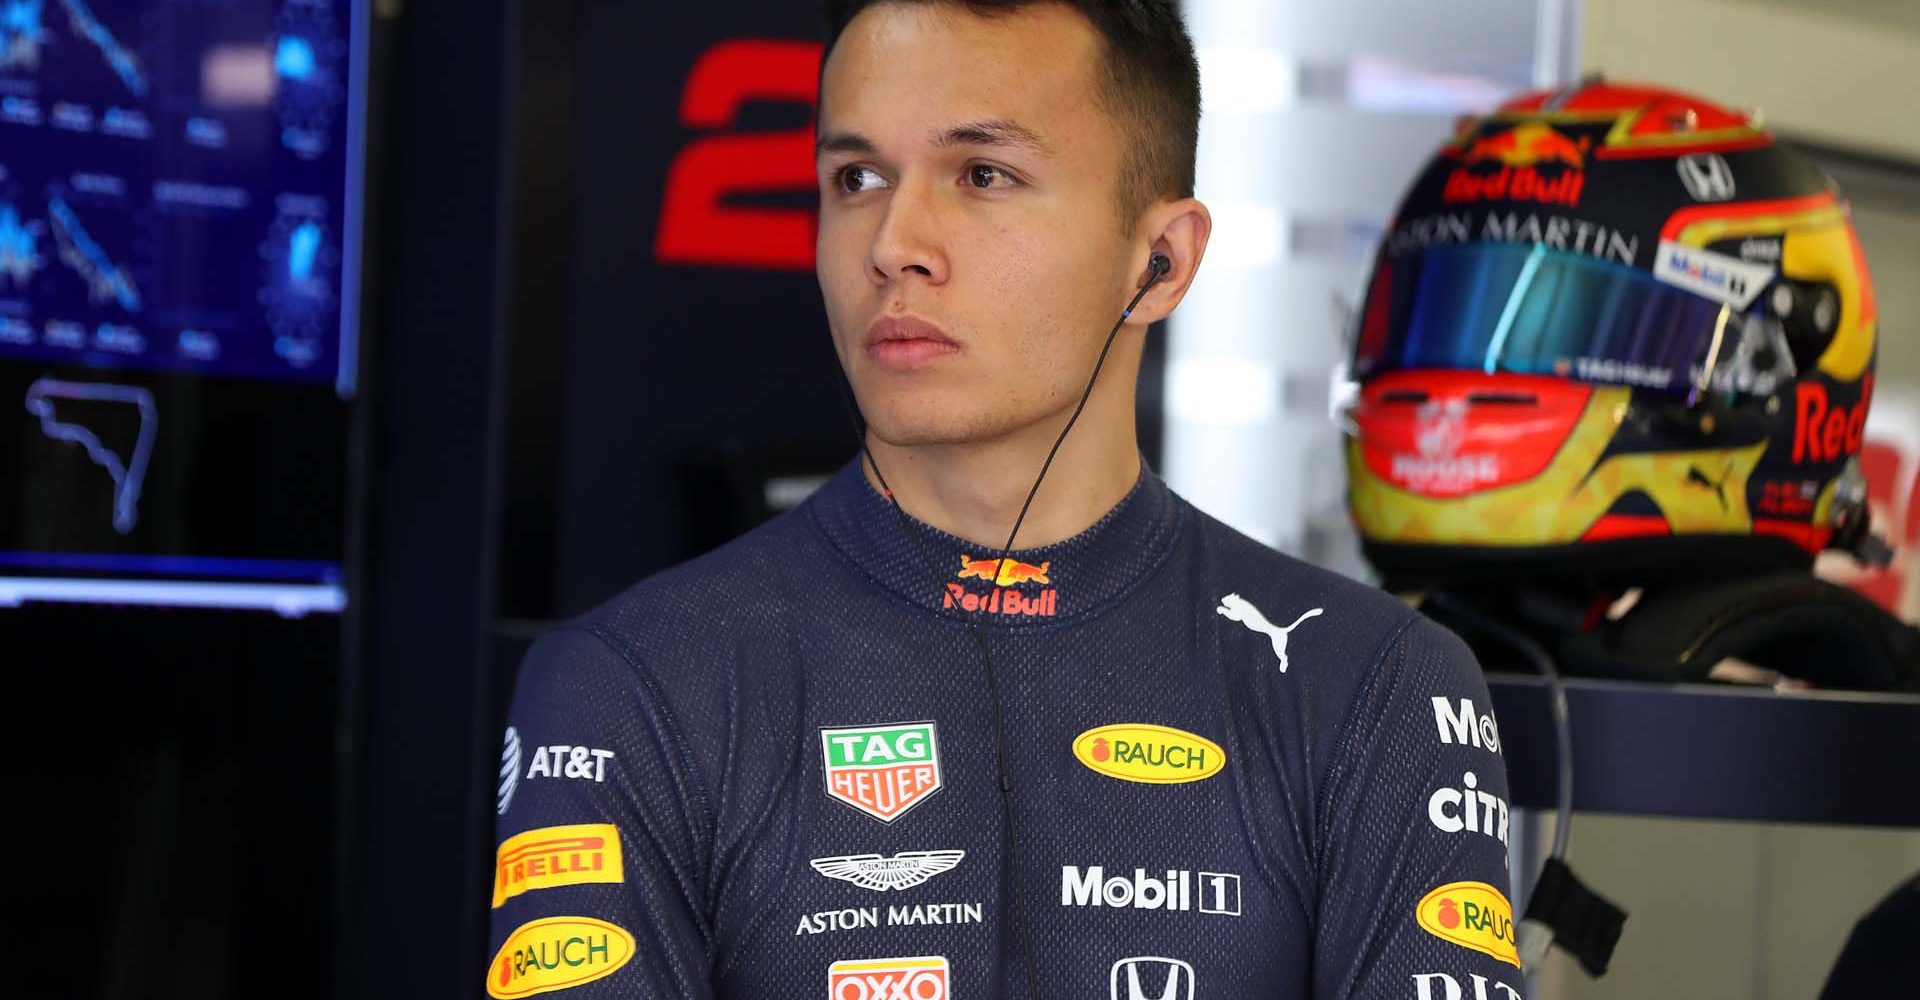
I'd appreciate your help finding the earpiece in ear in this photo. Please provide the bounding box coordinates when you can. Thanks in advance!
[1149,253,1172,278]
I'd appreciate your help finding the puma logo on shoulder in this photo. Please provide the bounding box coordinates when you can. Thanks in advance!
[1216,593,1324,672]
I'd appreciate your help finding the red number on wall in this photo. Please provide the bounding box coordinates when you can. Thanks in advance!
[655,39,823,270]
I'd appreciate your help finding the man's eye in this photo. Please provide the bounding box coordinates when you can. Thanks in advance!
[966,164,1018,189]
[837,165,888,193]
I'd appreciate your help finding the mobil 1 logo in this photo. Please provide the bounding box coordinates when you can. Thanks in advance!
[1431,697,1500,754]
[1061,866,1242,917]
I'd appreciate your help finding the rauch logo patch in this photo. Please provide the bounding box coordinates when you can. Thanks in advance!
[821,721,944,823]
[487,916,635,998]
[1072,724,1225,784]
[1415,881,1520,967]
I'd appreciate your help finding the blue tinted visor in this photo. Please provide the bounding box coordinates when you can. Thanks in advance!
[1354,243,1739,397]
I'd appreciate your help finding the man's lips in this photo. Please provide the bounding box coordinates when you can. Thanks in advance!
[865,315,961,369]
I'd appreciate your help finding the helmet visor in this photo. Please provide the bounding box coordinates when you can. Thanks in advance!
[1354,242,1769,398]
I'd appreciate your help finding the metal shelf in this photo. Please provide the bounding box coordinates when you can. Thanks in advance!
[1486,672,1920,828]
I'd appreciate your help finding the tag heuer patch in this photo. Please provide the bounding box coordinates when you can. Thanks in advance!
[820,721,943,823]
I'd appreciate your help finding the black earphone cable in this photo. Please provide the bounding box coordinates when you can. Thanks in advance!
[836,254,1169,1000]
[991,253,1169,566]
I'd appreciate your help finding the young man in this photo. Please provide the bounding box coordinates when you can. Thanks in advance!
[487,3,1518,999]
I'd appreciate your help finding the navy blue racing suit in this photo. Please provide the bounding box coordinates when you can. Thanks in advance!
[487,459,1520,999]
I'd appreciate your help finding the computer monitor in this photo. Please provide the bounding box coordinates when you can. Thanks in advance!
[0,0,369,615]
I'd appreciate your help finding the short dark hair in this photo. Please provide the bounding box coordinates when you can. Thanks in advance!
[822,0,1201,228]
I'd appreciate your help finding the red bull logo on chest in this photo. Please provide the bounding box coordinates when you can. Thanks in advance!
[944,554,1059,617]
[821,721,944,823]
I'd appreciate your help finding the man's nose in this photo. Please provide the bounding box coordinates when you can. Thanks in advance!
[867,179,949,286]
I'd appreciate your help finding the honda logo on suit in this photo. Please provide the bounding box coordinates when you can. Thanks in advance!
[1111,957,1195,1000]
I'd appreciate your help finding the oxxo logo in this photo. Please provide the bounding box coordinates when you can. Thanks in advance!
[827,955,950,1000]
[1431,697,1501,754]
[1410,972,1524,1000]
[1415,881,1520,967]
[1428,771,1510,850]
[1072,724,1225,784]
[1061,866,1242,916]
[487,916,635,999]
[821,721,944,823]
[1111,957,1194,1000]
[493,823,625,908]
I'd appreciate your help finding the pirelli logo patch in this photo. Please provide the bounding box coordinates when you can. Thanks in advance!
[493,823,624,908]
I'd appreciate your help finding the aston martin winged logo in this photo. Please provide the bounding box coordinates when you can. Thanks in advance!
[809,850,967,891]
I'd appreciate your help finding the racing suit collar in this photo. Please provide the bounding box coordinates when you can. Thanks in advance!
[806,455,1182,625]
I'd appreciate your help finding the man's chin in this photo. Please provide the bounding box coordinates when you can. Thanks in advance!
[862,418,980,449]
[860,406,1012,450]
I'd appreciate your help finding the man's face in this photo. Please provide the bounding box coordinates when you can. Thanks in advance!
[816,2,1142,447]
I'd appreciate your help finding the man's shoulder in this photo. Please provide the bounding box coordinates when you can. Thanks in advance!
[1171,493,1484,720]
[568,501,831,649]
[511,505,831,782]
[1176,494,1419,639]
[1171,495,1490,809]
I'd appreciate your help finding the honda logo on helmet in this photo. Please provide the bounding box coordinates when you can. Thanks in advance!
[1111,957,1194,1000]
[1676,153,1736,202]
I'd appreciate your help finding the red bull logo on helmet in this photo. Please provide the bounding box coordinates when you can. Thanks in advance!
[944,553,1058,617]
[1445,121,1592,208]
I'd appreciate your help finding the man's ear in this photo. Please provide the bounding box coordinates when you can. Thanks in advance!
[1126,198,1212,327]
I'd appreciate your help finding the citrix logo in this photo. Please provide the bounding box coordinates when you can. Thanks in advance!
[1412,971,1523,1000]
[1427,771,1510,848]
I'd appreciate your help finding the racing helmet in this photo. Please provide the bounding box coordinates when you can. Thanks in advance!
[1344,80,1880,588]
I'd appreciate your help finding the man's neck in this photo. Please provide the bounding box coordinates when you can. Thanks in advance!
[858,396,1143,552]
